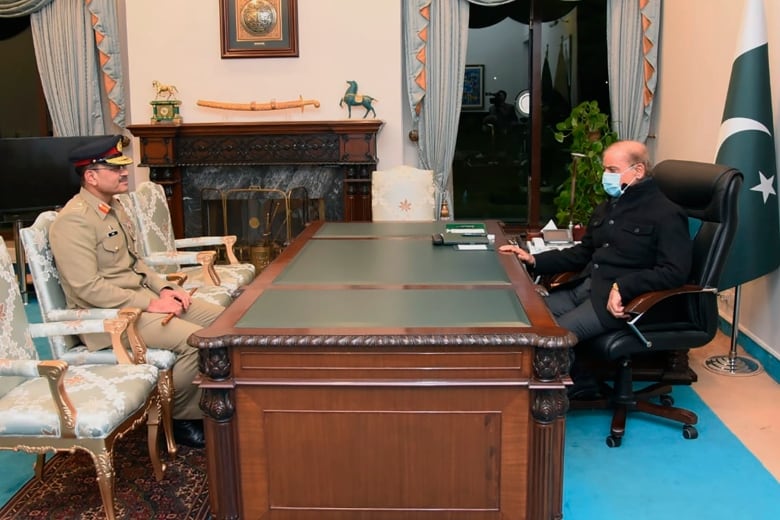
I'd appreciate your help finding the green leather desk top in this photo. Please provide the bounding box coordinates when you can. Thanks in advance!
[236,288,529,329]
[313,221,486,238]
[274,239,508,285]
[194,221,573,346]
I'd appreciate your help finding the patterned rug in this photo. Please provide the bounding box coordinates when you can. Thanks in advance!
[0,428,209,519]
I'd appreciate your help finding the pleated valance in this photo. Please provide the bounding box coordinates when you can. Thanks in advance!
[0,0,54,17]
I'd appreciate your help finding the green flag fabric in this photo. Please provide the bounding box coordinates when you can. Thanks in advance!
[715,0,780,290]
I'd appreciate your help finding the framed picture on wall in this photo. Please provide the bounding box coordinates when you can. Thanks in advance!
[462,64,485,110]
[220,0,299,58]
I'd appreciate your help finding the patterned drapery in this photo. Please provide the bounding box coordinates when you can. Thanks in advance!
[403,0,470,219]
[607,0,661,142]
[2,0,125,134]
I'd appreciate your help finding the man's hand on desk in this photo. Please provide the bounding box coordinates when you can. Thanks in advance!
[498,244,535,266]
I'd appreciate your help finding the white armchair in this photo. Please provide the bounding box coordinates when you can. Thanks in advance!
[129,182,255,295]
[19,211,178,455]
[371,165,437,221]
[0,237,165,520]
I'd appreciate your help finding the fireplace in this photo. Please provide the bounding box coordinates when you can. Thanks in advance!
[127,120,384,238]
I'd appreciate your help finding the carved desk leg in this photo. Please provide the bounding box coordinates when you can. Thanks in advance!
[200,347,240,520]
[527,346,570,520]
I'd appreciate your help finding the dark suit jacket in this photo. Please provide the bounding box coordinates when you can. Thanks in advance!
[533,178,692,329]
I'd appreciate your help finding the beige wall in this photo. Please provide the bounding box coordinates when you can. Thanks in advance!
[123,0,405,175]
[653,0,780,360]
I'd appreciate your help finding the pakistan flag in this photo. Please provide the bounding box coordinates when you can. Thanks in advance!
[715,0,780,290]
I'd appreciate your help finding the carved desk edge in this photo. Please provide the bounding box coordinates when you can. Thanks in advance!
[194,331,577,383]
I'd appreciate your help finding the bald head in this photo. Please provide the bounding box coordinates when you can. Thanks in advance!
[603,140,651,181]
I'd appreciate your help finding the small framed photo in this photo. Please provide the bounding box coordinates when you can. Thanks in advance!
[220,0,299,59]
[462,64,485,110]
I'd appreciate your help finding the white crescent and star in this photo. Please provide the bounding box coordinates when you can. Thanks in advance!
[716,116,776,204]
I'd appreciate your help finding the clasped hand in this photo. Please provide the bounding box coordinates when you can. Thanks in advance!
[147,288,192,315]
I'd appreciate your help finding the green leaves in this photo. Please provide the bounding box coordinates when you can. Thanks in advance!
[553,100,619,226]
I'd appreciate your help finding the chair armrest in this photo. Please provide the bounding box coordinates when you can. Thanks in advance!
[143,251,220,286]
[166,273,188,286]
[0,359,79,437]
[46,308,120,321]
[174,235,239,264]
[37,360,78,436]
[0,358,45,377]
[542,271,580,290]
[624,284,715,316]
[622,284,717,349]
[28,307,149,365]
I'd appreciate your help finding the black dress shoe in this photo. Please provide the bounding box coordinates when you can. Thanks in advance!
[173,419,205,448]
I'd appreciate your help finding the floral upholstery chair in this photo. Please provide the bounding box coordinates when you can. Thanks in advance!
[0,237,165,520]
[116,193,234,307]
[115,194,234,307]
[19,211,178,455]
[371,165,437,221]
[129,181,256,295]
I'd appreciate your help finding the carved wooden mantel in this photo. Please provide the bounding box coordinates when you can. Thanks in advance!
[127,120,384,237]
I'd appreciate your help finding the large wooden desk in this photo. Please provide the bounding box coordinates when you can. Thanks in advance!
[191,221,576,520]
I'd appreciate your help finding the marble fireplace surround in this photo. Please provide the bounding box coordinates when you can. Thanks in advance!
[127,120,384,238]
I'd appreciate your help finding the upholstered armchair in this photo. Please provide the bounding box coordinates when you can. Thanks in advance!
[371,165,437,221]
[19,211,178,455]
[113,193,234,307]
[571,160,743,447]
[0,237,165,520]
[129,181,255,294]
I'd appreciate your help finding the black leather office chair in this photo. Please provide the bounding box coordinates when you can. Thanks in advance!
[571,159,743,447]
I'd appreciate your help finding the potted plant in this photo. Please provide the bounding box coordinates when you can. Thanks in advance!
[552,100,618,234]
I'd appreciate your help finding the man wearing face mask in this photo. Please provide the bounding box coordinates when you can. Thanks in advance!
[499,140,692,346]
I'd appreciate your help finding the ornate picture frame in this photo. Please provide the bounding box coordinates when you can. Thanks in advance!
[220,0,299,59]
[462,64,485,110]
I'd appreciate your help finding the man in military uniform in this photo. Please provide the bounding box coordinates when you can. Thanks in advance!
[49,135,223,448]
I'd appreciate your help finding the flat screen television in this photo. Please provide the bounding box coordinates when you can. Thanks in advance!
[0,135,111,216]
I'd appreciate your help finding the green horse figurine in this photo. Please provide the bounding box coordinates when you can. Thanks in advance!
[339,80,377,119]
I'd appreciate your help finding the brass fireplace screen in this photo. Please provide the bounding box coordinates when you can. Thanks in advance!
[200,186,317,272]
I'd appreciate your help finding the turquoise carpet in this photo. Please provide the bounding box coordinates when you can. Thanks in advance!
[2,299,779,516]
[564,386,780,519]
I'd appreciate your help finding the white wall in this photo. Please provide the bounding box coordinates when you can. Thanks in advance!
[123,0,404,176]
[653,0,780,360]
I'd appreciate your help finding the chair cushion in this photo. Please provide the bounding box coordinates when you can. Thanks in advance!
[0,363,158,438]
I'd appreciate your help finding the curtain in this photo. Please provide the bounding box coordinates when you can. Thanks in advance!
[404,0,469,219]
[31,0,103,135]
[3,0,124,135]
[607,0,661,142]
[0,0,53,17]
[87,0,125,129]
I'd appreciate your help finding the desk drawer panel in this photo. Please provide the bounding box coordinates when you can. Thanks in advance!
[236,386,528,519]
[233,350,531,381]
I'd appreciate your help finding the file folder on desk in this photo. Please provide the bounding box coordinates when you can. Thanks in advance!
[445,223,486,235]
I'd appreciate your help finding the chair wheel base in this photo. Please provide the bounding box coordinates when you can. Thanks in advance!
[606,434,622,448]
[682,424,698,439]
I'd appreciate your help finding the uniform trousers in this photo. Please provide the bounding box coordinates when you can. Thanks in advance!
[544,277,610,343]
[136,299,224,419]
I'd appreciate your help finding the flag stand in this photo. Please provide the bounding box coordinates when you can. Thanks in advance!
[704,285,763,376]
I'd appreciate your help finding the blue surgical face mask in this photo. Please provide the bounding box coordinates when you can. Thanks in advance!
[601,171,623,197]
[601,164,638,197]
